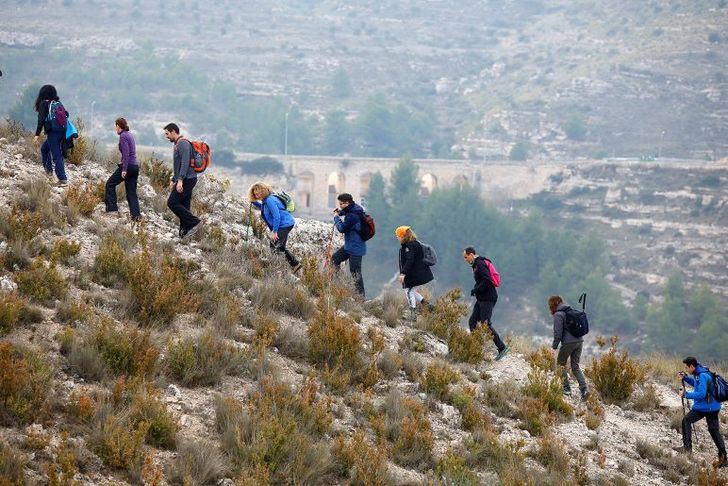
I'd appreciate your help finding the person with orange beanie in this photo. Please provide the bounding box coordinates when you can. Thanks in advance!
[396,226,434,320]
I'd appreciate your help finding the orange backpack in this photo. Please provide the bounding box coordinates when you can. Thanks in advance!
[188,140,211,173]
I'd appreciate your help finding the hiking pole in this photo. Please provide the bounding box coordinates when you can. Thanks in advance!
[682,379,699,447]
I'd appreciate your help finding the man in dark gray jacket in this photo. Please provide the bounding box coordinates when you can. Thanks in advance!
[549,295,589,400]
[164,123,201,239]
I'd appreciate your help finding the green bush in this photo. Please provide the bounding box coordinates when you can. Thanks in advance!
[0,341,54,425]
[15,258,68,304]
[586,336,644,403]
[165,329,244,387]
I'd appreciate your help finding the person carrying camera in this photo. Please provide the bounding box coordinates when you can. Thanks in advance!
[331,193,366,296]
[676,356,726,469]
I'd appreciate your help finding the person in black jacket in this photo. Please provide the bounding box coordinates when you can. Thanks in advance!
[33,84,69,186]
[396,226,434,320]
[464,246,510,361]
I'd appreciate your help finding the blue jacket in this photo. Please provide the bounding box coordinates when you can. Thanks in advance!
[333,202,366,257]
[684,365,721,412]
[253,195,295,233]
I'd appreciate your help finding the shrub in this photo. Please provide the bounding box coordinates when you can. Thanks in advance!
[532,434,570,474]
[0,292,42,336]
[466,428,524,476]
[215,377,333,483]
[528,346,555,372]
[0,206,43,243]
[125,250,202,325]
[586,336,644,403]
[274,324,310,360]
[0,440,28,484]
[448,326,488,364]
[15,258,68,304]
[0,341,53,425]
[377,349,403,379]
[141,156,173,193]
[50,238,81,265]
[522,369,573,417]
[92,233,131,287]
[631,383,659,412]
[127,383,179,449]
[449,386,491,432]
[249,277,315,319]
[65,118,94,166]
[210,294,244,338]
[517,397,553,436]
[381,391,433,468]
[252,313,280,349]
[435,449,478,485]
[308,299,364,388]
[56,297,94,325]
[66,318,159,380]
[420,289,468,341]
[584,393,604,430]
[65,182,101,218]
[333,430,391,485]
[170,440,228,486]
[165,329,243,387]
[420,360,459,402]
[482,381,518,418]
[89,410,149,474]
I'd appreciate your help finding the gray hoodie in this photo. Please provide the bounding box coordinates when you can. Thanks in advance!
[172,137,196,182]
[552,302,583,349]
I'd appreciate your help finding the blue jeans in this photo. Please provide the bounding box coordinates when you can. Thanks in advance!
[332,247,364,296]
[41,130,67,181]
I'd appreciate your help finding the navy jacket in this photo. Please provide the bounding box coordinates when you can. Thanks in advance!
[333,202,366,256]
[399,240,433,288]
[471,256,498,302]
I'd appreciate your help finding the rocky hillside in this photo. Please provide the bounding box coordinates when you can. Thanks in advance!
[0,128,726,485]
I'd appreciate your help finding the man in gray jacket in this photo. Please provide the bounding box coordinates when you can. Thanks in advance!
[164,123,201,239]
[549,295,589,400]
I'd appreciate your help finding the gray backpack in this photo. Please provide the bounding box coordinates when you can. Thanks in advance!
[421,243,437,266]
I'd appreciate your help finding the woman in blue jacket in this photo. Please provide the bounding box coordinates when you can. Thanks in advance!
[248,182,301,273]
[677,356,726,468]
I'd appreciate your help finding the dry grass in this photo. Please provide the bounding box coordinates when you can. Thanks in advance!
[14,257,68,304]
[0,440,28,484]
[0,341,54,426]
[249,277,315,319]
[466,428,525,477]
[170,440,229,485]
[583,393,605,430]
[215,377,334,483]
[401,352,424,382]
[165,329,245,387]
[0,292,43,336]
[274,324,310,360]
[379,390,433,469]
[377,349,404,379]
[56,296,95,325]
[630,383,660,412]
[381,290,407,327]
[333,430,392,485]
[586,336,644,403]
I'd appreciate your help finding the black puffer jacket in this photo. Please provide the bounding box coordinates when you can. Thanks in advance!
[471,256,498,302]
[399,240,434,288]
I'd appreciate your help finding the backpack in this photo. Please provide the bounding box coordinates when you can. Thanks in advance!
[483,258,501,287]
[421,242,437,266]
[47,100,67,132]
[561,293,589,338]
[178,138,212,173]
[359,212,376,241]
[702,369,728,403]
[274,191,295,213]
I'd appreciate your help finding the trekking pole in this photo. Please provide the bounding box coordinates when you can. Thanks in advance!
[682,379,699,446]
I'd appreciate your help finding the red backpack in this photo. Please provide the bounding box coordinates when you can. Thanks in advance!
[359,213,376,241]
[178,137,212,173]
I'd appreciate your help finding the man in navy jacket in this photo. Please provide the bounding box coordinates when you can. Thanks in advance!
[332,193,366,296]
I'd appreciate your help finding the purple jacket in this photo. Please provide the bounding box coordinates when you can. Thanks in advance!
[118,130,138,172]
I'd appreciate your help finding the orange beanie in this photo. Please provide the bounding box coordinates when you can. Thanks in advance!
[395,226,410,238]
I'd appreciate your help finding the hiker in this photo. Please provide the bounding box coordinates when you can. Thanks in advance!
[676,357,726,468]
[164,123,202,239]
[104,118,141,221]
[332,193,366,296]
[248,182,301,273]
[33,84,69,186]
[396,226,433,319]
[549,295,589,400]
[463,247,509,361]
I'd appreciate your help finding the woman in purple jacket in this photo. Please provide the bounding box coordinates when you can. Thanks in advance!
[104,117,141,221]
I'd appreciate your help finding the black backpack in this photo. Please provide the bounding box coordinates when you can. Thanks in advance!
[561,293,589,338]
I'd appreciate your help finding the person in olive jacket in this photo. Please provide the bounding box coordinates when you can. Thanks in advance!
[396,226,433,320]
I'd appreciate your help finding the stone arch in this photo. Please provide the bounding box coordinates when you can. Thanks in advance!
[420,173,438,196]
[327,171,345,207]
[296,171,315,213]
[453,174,469,188]
[359,172,373,198]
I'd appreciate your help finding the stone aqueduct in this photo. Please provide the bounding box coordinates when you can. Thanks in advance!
[235,153,564,218]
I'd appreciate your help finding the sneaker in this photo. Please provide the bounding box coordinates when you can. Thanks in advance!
[495,346,510,361]
[131,215,143,223]
[563,389,573,397]
[183,222,203,239]
[580,390,590,401]
[57,180,68,187]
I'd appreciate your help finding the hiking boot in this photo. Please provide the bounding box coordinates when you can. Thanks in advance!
[57,180,68,187]
[580,390,590,402]
[563,389,573,397]
[495,346,510,361]
[182,222,203,240]
[714,454,727,469]
[131,215,143,223]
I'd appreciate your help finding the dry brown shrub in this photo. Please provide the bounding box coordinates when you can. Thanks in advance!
[333,430,392,485]
[586,336,644,403]
[65,181,101,218]
[0,341,54,426]
[419,360,459,402]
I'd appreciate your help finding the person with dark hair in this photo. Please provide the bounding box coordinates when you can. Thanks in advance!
[676,356,726,468]
[396,225,434,320]
[164,123,202,239]
[463,246,509,361]
[104,118,141,221]
[549,295,589,400]
[33,84,69,186]
[332,193,366,296]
